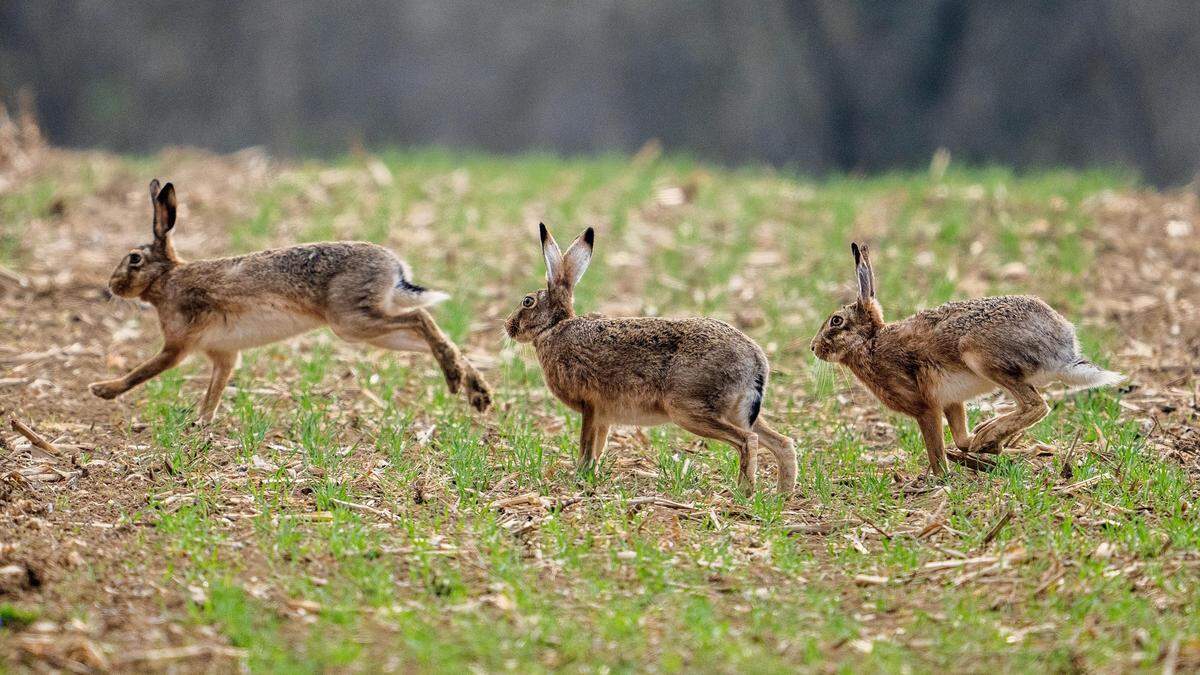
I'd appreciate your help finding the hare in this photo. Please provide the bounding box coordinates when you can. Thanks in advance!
[89,179,492,422]
[505,224,796,495]
[811,242,1122,475]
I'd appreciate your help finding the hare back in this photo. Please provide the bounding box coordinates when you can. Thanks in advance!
[536,316,767,424]
[176,241,401,304]
[154,242,421,345]
[907,295,1073,342]
[894,295,1078,368]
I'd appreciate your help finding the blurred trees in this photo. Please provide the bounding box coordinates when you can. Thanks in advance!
[1,0,1197,184]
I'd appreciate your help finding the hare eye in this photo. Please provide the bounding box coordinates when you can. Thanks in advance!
[522,295,536,308]
[128,252,143,266]
[829,315,844,327]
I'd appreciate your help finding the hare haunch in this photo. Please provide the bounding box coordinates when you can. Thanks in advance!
[811,242,1122,475]
[89,180,492,422]
[505,224,796,495]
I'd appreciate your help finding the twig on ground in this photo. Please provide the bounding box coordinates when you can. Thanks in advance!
[0,265,28,287]
[980,508,1015,547]
[1060,429,1083,479]
[854,511,894,539]
[330,498,402,522]
[1053,474,1108,495]
[1163,636,1181,675]
[117,645,247,665]
[10,418,63,458]
[489,492,540,510]
[786,519,855,536]
[626,496,696,513]
[947,449,998,472]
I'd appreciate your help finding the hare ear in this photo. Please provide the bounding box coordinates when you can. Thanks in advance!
[561,227,594,288]
[852,241,875,301]
[540,222,564,286]
[148,179,161,202]
[153,182,177,242]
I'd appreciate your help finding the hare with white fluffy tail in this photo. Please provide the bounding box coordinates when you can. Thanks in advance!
[89,180,492,422]
[505,224,796,495]
[811,242,1122,475]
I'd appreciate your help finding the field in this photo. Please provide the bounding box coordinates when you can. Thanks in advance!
[1,119,1199,673]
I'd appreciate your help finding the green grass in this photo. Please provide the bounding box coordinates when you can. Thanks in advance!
[17,148,1196,672]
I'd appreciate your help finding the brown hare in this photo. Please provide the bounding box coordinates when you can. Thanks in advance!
[89,179,492,422]
[811,242,1122,475]
[505,224,796,495]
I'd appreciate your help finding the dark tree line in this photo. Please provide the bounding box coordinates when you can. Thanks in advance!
[2,1,1198,184]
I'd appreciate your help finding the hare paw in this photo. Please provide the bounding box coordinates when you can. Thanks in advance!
[969,432,1002,455]
[464,369,493,413]
[89,380,124,400]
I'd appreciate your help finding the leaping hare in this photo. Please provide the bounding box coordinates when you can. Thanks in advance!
[505,223,796,495]
[90,180,492,422]
[811,242,1122,475]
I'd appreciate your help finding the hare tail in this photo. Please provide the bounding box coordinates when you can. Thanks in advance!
[1059,359,1124,389]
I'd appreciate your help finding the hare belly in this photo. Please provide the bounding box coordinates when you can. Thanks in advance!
[606,408,672,427]
[197,309,324,351]
[932,370,997,405]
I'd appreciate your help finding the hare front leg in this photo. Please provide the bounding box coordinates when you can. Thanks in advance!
[592,423,610,465]
[577,406,597,475]
[196,350,238,425]
[90,344,188,400]
[915,410,949,476]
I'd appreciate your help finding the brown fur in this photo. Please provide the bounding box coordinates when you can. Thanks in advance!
[506,224,796,494]
[90,180,492,422]
[811,242,1120,475]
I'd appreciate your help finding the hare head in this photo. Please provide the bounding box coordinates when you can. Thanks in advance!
[811,242,885,362]
[107,179,180,298]
[505,223,593,342]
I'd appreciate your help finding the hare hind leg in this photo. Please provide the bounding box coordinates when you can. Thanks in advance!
[969,383,1048,454]
[943,402,972,451]
[671,411,759,495]
[753,419,797,493]
[961,352,1048,454]
[330,307,492,412]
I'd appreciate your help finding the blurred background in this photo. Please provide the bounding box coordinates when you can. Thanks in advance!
[3,0,1199,185]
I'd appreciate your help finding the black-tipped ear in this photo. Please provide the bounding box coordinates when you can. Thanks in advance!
[149,179,161,202]
[540,222,564,286]
[853,241,875,301]
[153,182,177,240]
[561,227,594,288]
